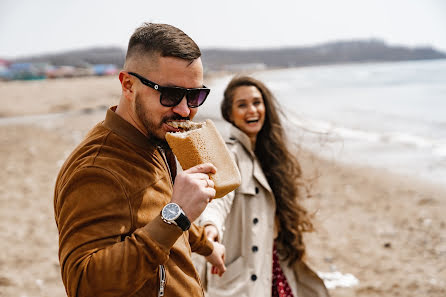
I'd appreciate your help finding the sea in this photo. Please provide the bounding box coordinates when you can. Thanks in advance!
[1,59,444,186]
[200,59,446,186]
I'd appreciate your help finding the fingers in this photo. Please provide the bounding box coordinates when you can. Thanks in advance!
[211,266,224,276]
[184,163,217,175]
[205,225,219,242]
[176,172,215,189]
[211,262,226,277]
[204,187,216,202]
[184,173,214,187]
[207,242,226,277]
[181,165,215,191]
[211,266,217,274]
[170,164,216,222]
[203,178,215,189]
[186,172,211,180]
[184,172,215,196]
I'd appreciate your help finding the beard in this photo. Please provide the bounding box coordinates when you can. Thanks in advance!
[135,93,190,147]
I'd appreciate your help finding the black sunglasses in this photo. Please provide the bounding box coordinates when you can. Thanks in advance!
[128,72,210,108]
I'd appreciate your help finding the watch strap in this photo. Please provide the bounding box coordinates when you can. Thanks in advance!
[175,213,191,231]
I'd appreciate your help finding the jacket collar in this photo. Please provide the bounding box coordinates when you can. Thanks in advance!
[103,106,157,151]
[229,125,255,158]
[229,124,273,194]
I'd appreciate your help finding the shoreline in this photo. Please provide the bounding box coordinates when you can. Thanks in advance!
[0,75,445,297]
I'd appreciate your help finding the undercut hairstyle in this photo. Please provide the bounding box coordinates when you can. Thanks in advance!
[125,23,201,63]
[221,76,314,265]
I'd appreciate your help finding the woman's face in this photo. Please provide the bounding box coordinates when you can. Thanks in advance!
[230,85,266,140]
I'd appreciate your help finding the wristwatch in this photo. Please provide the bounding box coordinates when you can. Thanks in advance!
[161,203,191,231]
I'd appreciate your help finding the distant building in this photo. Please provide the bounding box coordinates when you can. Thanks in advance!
[46,65,76,78]
[0,59,9,67]
[0,59,11,80]
[92,64,119,76]
[7,63,46,80]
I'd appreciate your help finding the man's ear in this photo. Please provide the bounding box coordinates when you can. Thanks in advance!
[119,71,135,101]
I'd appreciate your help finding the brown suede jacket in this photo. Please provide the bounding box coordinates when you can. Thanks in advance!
[54,107,213,297]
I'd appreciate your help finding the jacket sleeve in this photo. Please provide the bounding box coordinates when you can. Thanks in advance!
[54,166,182,297]
[188,223,214,256]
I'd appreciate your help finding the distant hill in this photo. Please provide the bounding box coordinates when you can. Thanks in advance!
[202,39,446,71]
[10,39,446,72]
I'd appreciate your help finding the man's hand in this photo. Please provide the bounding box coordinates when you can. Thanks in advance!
[205,241,226,277]
[171,163,216,222]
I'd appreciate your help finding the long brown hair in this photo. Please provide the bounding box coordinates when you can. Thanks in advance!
[221,75,313,265]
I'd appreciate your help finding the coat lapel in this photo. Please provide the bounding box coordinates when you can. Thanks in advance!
[229,126,273,194]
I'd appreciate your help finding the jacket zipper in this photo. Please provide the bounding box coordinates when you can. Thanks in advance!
[158,147,170,297]
[158,264,166,297]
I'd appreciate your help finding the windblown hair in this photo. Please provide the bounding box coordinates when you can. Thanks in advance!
[221,76,313,265]
[126,23,201,62]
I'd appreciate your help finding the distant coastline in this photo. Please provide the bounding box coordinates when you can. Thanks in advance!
[5,38,446,73]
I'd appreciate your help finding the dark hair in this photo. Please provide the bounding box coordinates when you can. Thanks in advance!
[126,23,201,62]
[222,76,314,265]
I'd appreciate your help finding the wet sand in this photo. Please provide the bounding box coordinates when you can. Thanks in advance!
[0,76,445,297]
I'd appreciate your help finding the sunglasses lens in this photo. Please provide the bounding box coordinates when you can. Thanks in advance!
[160,87,210,107]
[160,88,185,107]
[187,89,209,107]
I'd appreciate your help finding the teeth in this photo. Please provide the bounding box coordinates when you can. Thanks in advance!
[168,121,187,128]
[167,120,204,131]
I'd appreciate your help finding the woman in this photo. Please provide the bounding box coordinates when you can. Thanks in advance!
[199,76,329,297]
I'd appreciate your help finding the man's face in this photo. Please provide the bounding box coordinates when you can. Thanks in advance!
[133,56,203,143]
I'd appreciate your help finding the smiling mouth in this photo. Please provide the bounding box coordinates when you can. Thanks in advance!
[246,119,259,124]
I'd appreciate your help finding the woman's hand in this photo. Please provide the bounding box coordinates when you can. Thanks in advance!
[205,241,226,276]
[205,224,219,242]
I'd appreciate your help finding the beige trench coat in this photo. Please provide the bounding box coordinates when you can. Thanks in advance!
[198,126,329,297]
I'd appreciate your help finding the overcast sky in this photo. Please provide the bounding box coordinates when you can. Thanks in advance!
[1,0,445,58]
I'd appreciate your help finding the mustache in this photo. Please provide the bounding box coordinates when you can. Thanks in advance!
[162,115,190,122]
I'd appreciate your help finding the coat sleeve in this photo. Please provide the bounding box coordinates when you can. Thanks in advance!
[199,190,235,241]
[198,145,239,241]
[54,166,183,297]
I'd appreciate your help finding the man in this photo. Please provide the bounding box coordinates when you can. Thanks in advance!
[54,23,226,297]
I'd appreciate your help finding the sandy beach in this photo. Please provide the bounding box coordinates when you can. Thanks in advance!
[0,75,445,297]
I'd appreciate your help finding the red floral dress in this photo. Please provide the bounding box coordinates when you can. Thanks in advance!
[272,242,295,297]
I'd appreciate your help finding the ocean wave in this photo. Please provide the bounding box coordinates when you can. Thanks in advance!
[286,115,446,157]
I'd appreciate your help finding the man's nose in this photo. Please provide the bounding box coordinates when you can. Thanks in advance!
[172,96,191,117]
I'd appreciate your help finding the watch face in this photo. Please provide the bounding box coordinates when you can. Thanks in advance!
[162,203,180,220]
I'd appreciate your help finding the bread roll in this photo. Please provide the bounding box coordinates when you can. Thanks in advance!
[166,119,241,198]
